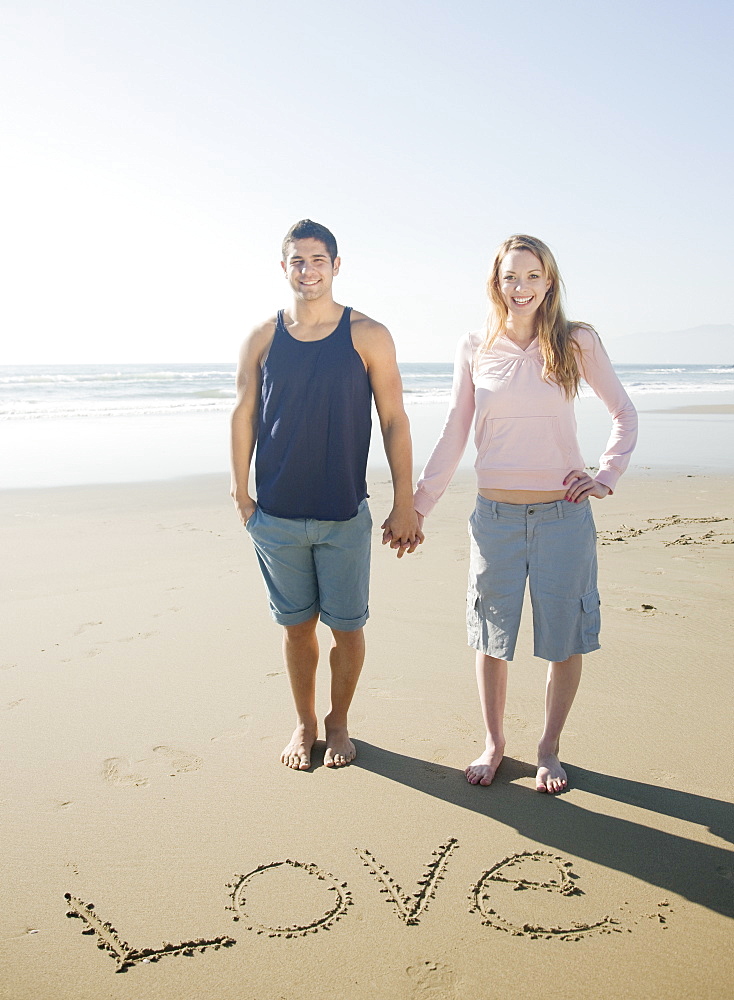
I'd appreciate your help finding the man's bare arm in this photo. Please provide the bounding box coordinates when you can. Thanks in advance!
[352,314,423,557]
[230,321,274,525]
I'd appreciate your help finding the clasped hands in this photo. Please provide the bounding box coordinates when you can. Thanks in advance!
[381,507,425,558]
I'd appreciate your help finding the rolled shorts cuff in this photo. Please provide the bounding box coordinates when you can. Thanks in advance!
[319,608,369,632]
[270,600,320,628]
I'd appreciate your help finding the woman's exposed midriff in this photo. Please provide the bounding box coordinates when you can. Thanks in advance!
[478,488,568,504]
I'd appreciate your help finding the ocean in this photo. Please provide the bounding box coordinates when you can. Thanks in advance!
[3,362,734,422]
[2,362,733,488]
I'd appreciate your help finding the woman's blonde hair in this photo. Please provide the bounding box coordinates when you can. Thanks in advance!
[482,234,591,399]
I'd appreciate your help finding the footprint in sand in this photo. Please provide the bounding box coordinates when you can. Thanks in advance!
[152,745,203,774]
[648,768,678,783]
[367,687,394,699]
[102,758,150,788]
[73,621,102,636]
[117,631,159,642]
[102,747,202,786]
[210,715,252,743]
[407,960,459,999]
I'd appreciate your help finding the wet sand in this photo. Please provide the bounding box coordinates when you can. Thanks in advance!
[641,403,734,414]
[1,470,733,999]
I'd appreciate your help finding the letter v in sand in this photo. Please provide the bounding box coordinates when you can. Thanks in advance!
[355,838,459,925]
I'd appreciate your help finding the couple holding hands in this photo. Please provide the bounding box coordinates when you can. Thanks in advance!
[230,219,637,793]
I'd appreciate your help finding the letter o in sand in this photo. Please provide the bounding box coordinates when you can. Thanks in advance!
[227,860,352,937]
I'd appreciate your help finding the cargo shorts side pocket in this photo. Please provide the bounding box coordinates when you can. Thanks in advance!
[581,588,601,646]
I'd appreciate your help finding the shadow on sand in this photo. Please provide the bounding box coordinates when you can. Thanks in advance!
[352,742,734,919]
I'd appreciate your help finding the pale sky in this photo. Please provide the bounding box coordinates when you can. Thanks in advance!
[2,0,732,364]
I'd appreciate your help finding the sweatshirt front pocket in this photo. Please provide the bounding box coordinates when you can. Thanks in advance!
[477,415,570,471]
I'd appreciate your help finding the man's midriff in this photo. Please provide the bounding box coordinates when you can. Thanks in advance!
[479,488,568,504]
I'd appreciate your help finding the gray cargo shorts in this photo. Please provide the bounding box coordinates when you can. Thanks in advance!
[467,494,600,662]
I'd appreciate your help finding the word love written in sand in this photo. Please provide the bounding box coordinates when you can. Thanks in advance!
[65,841,670,973]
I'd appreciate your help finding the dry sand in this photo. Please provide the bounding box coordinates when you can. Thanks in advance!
[1,470,733,1000]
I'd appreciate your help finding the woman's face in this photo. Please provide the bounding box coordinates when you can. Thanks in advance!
[498,249,551,322]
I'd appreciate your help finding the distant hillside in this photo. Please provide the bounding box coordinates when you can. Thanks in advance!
[604,324,733,365]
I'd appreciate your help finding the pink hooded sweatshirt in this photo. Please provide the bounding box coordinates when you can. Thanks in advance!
[413,326,638,517]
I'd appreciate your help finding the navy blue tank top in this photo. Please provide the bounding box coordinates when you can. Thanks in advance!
[255,306,373,520]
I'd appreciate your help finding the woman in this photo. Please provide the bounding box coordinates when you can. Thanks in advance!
[413,235,637,793]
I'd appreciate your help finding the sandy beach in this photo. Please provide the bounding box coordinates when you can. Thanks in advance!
[1,467,733,1000]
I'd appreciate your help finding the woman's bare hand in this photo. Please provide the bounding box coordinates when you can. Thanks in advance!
[563,470,611,503]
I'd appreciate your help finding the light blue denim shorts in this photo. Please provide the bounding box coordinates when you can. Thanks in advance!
[468,495,600,662]
[245,500,372,631]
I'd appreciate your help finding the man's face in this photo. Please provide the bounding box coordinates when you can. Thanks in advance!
[281,238,340,301]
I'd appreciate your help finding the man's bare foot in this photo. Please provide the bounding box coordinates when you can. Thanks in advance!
[280,723,317,770]
[465,741,505,786]
[536,744,567,793]
[323,722,356,768]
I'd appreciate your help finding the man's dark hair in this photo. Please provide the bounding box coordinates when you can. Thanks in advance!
[281,219,338,263]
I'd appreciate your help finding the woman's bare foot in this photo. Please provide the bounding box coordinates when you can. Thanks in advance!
[323,721,356,767]
[536,742,567,793]
[465,741,505,786]
[280,723,317,770]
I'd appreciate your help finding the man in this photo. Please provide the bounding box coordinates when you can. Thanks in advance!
[231,219,422,771]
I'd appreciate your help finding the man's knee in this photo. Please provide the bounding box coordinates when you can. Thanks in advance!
[330,625,365,648]
[284,615,319,641]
